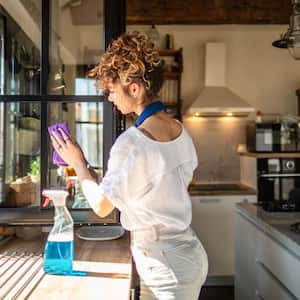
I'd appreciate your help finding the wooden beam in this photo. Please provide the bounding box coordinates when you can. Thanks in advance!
[126,0,290,25]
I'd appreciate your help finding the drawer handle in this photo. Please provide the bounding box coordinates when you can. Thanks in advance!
[199,198,221,203]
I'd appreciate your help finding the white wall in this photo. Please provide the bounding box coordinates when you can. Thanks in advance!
[128,25,300,116]
[129,24,300,182]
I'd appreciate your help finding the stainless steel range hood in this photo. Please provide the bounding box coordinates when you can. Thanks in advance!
[187,43,255,117]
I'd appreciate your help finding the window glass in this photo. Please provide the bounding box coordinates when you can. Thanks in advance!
[49,0,104,95]
[0,1,41,95]
[48,101,103,210]
[0,101,41,207]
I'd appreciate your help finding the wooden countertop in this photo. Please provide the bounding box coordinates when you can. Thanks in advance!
[188,183,257,196]
[239,152,300,158]
[0,230,132,300]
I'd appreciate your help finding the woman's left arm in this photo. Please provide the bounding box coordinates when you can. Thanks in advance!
[50,129,115,218]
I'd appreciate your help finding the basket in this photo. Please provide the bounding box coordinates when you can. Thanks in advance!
[8,181,37,207]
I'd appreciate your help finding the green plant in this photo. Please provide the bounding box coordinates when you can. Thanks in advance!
[28,157,40,177]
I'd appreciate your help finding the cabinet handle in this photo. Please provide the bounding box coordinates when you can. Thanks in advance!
[199,198,221,203]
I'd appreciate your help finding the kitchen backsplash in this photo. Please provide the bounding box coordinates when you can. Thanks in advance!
[183,116,248,183]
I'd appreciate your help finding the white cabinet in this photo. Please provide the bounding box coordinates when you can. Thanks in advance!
[235,212,300,300]
[191,195,256,283]
[235,212,260,300]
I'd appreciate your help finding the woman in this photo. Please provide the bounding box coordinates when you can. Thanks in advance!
[50,31,208,300]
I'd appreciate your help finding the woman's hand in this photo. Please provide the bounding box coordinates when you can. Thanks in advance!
[50,128,86,168]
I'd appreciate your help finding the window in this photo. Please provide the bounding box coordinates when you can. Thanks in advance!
[0,0,125,224]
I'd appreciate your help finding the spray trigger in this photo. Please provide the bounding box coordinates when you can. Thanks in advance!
[42,196,51,208]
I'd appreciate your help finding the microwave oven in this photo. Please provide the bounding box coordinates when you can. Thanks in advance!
[246,121,300,152]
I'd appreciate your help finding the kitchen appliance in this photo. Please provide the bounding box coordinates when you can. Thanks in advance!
[247,121,300,152]
[257,157,300,212]
[187,43,254,117]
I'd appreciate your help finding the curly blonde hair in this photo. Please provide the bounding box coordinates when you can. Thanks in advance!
[88,31,164,101]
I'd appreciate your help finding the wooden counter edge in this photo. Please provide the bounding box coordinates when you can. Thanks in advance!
[239,152,300,158]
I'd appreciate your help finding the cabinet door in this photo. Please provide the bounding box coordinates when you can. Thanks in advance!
[256,261,297,300]
[191,195,256,277]
[257,229,300,298]
[235,212,259,300]
[235,211,300,300]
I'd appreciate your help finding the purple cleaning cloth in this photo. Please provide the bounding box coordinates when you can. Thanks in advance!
[48,122,71,166]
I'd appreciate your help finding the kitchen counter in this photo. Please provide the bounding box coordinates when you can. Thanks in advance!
[239,152,300,158]
[236,202,300,258]
[189,183,256,196]
[0,230,133,300]
[0,207,118,226]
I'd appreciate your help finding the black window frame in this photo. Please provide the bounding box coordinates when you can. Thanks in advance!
[0,0,126,223]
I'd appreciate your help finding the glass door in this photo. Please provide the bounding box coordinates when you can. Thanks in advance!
[48,0,104,96]
[47,100,103,210]
[1,102,41,208]
[0,0,126,222]
[0,0,41,208]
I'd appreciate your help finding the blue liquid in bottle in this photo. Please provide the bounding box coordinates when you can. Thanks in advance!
[44,240,74,275]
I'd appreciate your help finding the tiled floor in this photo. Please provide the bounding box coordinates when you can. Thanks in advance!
[199,286,234,300]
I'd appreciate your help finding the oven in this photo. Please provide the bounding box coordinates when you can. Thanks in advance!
[257,158,300,212]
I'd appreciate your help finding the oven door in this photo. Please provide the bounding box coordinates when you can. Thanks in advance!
[258,174,300,211]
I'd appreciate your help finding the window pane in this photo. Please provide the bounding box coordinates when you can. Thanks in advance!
[0,1,41,95]
[0,102,41,207]
[49,0,104,96]
[48,101,103,210]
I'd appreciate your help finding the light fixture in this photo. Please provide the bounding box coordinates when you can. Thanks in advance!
[51,65,66,92]
[226,112,233,117]
[272,0,300,60]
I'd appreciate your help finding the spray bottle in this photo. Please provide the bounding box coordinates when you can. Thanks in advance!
[42,189,86,276]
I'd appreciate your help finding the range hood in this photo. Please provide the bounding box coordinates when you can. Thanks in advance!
[188,43,255,117]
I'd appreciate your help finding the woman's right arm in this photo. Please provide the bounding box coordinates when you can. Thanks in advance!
[50,129,115,218]
[73,161,115,218]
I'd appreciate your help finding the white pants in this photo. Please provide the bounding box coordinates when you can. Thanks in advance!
[131,226,208,300]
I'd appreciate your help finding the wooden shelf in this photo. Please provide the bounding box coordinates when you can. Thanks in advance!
[158,49,183,120]
[162,72,181,79]
[239,152,300,158]
[158,49,181,56]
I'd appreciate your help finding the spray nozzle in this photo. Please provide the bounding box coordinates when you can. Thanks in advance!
[42,196,51,208]
[42,190,69,207]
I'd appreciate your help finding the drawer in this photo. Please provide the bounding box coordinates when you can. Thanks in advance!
[256,260,297,300]
[257,230,300,299]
